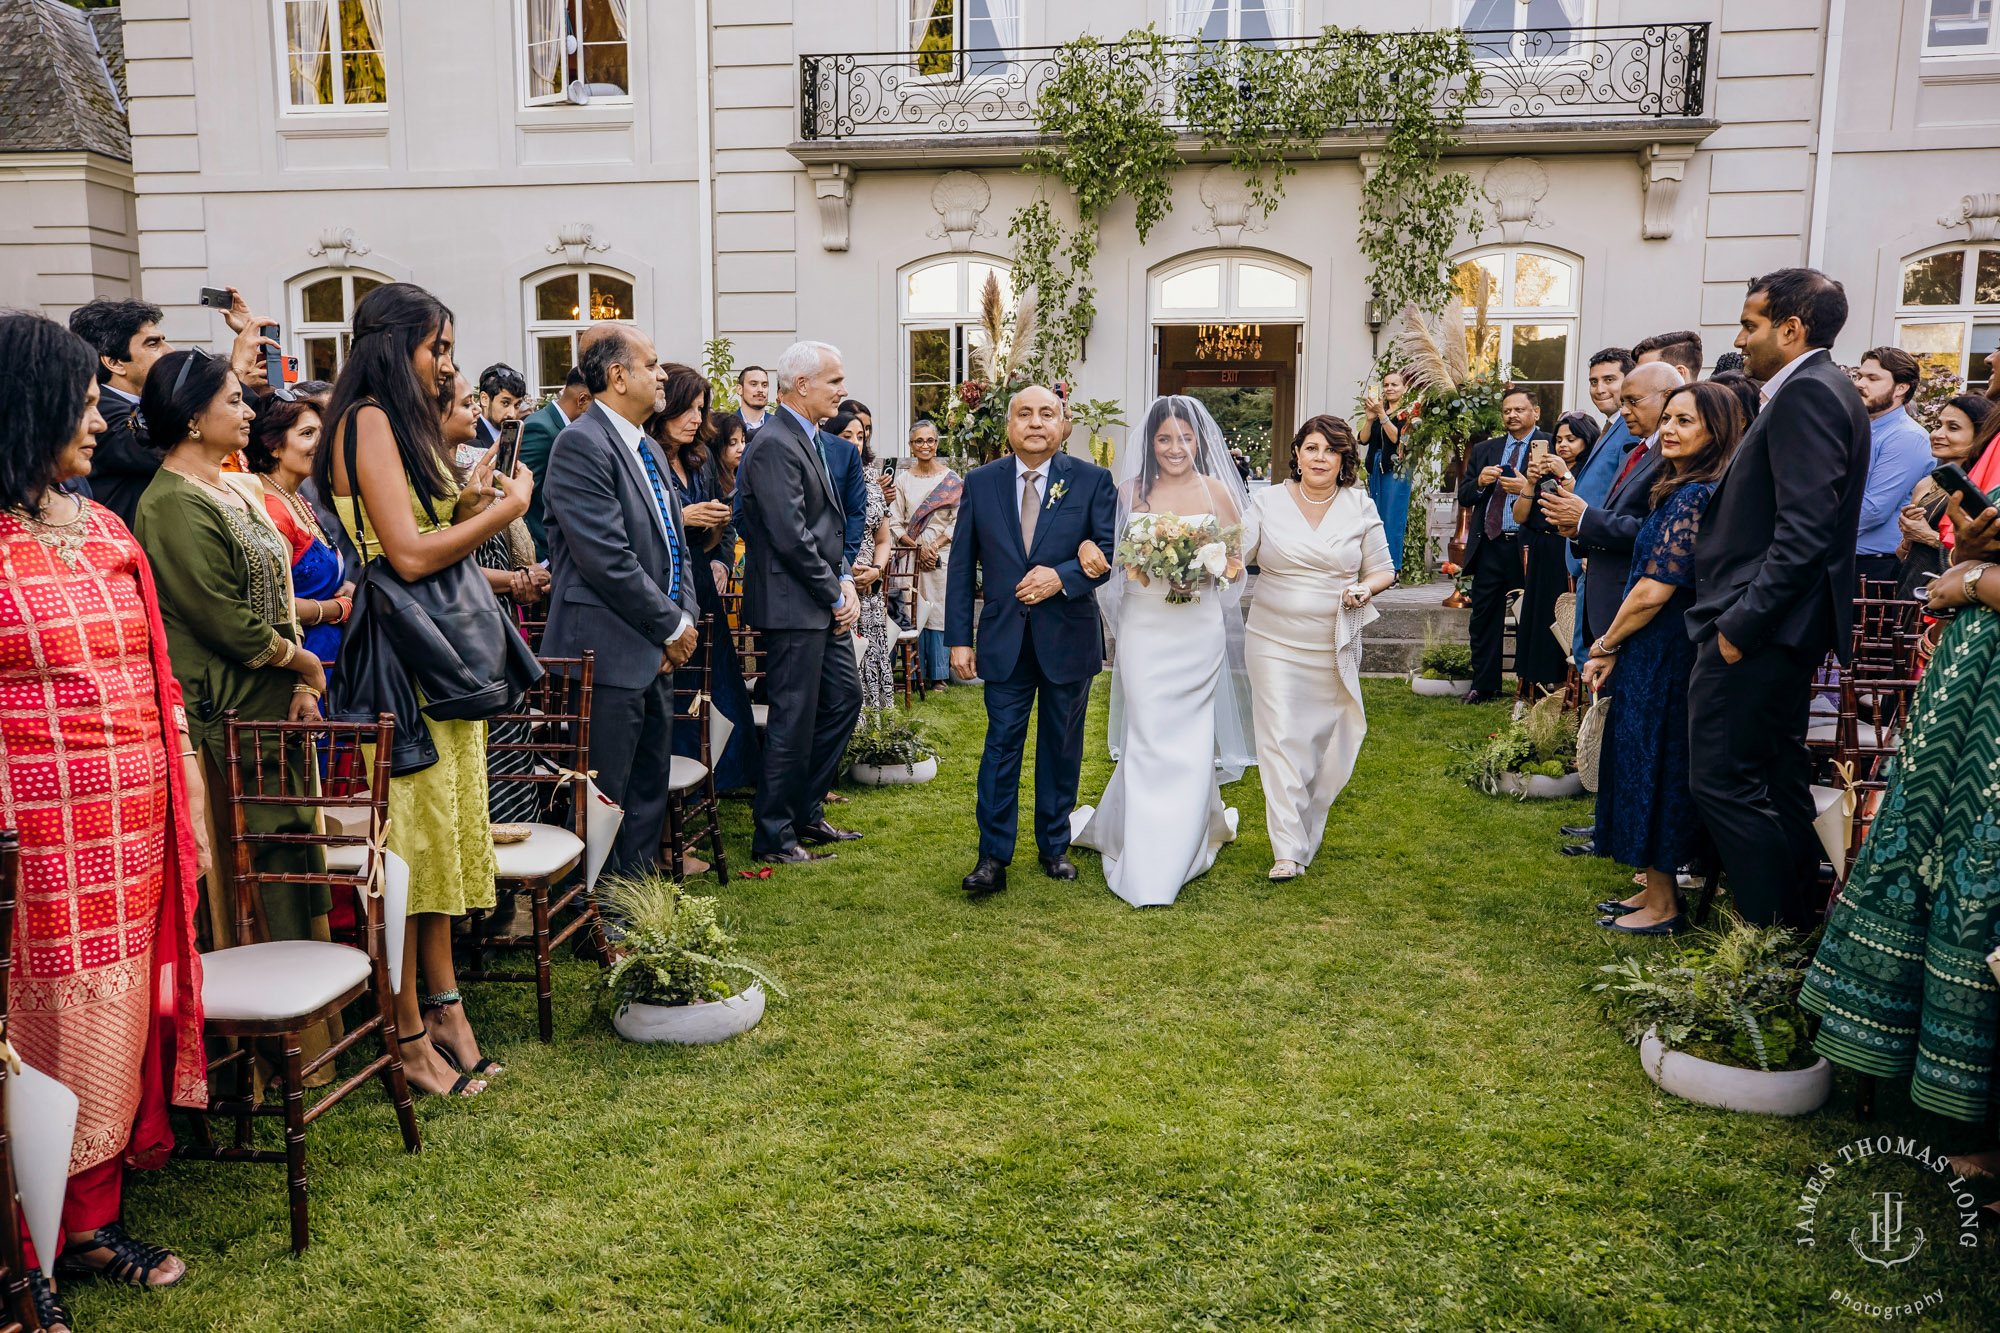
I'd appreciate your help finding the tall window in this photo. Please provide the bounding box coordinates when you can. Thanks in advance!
[292,271,385,382]
[1452,246,1579,426]
[1924,0,1998,55]
[1170,0,1299,44]
[524,0,631,105]
[902,256,1013,445]
[527,269,635,398]
[1460,0,1591,60]
[280,1,387,110]
[910,1,1021,76]
[1896,245,2000,396]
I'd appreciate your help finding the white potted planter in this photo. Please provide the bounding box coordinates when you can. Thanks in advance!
[1497,769,1586,799]
[1638,1025,1831,1117]
[849,756,938,786]
[612,985,766,1045]
[1410,672,1472,698]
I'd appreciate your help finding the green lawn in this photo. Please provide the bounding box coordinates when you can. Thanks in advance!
[84,680,1998,1331]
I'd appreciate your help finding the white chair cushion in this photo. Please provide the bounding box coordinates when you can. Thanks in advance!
[1806,720,1886,747]
[323,805,374,837]
[750,703,769,727]
[203,940,373,1022]
[894,625,920,642]
[493,823,585,880]
[669,755,709,793]
[326,843,366,873]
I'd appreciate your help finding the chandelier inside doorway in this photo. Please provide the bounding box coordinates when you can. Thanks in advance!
[1196,322,1263,361]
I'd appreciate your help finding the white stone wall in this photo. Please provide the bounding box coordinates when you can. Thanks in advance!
[0,153,139,315]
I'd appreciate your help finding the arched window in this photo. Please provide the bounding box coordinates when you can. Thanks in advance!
[525,267,635,398]
[900,255,1013,450]
[1169,0,1300,44]
[1148,253,1309,475]
[290,269,389,382]
[1895,244,2000,396]
[1452,244,1580,426]
[1150,253,1308,322]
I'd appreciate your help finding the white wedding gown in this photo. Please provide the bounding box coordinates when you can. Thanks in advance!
[1071,515,1239,907]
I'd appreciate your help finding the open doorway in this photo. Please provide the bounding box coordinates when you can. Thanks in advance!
[1155,322,1300,480]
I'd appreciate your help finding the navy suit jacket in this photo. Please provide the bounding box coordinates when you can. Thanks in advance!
[816,428,867,567]
[945,452,1117,685]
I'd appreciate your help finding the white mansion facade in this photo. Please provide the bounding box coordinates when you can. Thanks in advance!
[9,0,2000,456]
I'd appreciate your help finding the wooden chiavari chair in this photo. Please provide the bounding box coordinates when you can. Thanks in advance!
[182,714,416,1255]
[725,575,769,742]
[664,618,729,884]
[882,543,929,708]
[0,832,43,1332]
[462,654,613,1043]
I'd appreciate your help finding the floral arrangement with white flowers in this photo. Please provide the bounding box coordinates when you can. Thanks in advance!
[1116,512,1245,605]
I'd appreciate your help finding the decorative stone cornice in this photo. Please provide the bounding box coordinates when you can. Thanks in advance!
[808,163,854,252]
[1937,193,2000,242]
[1192,166,1266,248]
[1637,142,1697,241]
[307,227,372,268]
[545,223,609,265]
[926,171,995,252]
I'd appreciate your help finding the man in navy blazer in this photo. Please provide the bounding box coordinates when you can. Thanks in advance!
[947,386,1118,894]
[816,424,867,566]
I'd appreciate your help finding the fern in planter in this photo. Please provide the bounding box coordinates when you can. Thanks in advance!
[1416,626,1472,681]
[844,706,940,775]
[1450,693,1579,792]
[598,874,785,1010]
[1592,918,1817,1073]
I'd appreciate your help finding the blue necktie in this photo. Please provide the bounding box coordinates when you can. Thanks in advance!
[636,445,681,601]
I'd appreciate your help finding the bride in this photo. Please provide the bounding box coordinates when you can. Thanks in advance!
[1070,396,1255,907]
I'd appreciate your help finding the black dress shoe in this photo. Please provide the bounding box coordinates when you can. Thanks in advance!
[798,820,863,846]
[1561,824,1595,839]
[756,846,835,865]
[1560,841,1597,856]
[1461,690,1499,705]
[962,855,1008,894]
[1040,852,1078,880]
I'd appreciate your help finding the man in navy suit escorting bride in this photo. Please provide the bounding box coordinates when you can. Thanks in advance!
[947,386,1118,895]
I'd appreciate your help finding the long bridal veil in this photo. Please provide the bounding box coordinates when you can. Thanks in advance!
[1098,394,1257,782]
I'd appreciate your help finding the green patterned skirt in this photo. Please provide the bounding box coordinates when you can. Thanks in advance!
[1800,603,2000,1121]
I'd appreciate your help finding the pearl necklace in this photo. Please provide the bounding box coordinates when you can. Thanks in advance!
[1296,482,1339,509]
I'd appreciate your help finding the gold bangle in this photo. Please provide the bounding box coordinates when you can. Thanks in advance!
[293,684,322,698]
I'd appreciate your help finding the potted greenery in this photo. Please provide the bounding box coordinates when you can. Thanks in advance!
[846,707,939,786]
[1410,624,1473,697]
[1593,918,1831,1116]
[599,874,785,1044]
[1451,693,1584,797]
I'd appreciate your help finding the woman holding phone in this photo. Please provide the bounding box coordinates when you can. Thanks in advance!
[319,282,532,1098]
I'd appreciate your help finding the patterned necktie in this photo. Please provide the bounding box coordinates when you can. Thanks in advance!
[1019,469,1042,552]
[1611,438,1650,497]
[1483,441,1519,540]
[636,444,681,601]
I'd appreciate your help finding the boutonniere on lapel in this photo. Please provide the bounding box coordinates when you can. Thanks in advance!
[1044,480,1068,511]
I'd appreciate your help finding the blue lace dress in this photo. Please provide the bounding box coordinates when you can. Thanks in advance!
[1593,481,1713,876]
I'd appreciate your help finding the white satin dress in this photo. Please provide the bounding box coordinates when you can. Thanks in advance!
[1243,485,1393,868]
[1071,514,1239,907]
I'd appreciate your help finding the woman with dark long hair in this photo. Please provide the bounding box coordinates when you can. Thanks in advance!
[1512,410,1601,698]
[320,282,531,1097]
[649,366,760,799]
[0,314,209,1328]
[1241,414,1397,880]
[1896,395,1995,599]
[1580,381,1745,934]
[246,396,352,664]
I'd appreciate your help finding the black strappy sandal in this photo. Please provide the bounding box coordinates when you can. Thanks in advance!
[29,1270,70,1331]
[395,1027,483,1098]
[420,990,504,1078]
[53,1221,185,1288]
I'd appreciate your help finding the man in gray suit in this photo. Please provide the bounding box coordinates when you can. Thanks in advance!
[736,339,863,865]
[541,324,701,879]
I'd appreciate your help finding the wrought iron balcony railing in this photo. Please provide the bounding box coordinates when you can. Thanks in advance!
[799,24,1709,144]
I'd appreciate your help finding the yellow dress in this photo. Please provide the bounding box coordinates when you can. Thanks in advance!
[334,484,497,916]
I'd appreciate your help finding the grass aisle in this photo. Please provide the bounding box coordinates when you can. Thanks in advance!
[88,680,1997,1331]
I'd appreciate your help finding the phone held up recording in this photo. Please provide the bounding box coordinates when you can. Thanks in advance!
[494,419,523,478]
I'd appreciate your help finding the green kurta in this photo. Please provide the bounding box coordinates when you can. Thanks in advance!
[134,470,329,942]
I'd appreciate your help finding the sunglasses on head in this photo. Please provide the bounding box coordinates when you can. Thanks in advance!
[170,347,212,400]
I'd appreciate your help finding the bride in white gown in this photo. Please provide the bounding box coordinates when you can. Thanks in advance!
[1070,396,1256,907]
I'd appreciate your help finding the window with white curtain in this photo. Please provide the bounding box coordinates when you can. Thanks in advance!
[1459,0,1593,60]
[278,0,387,110]
[523,0,630,106]
[910,0,1021,77]
[901,256,1014,441]
[1924,0,1999,55]
[1169,0,1299,44]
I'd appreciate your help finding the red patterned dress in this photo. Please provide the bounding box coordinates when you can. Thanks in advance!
[0,502,205,1198]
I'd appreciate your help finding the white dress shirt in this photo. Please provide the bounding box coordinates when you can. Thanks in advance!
[1013,453,1051,505]
[593,402,690,643]
[101,382,140,407]
[1757,346,1827,407]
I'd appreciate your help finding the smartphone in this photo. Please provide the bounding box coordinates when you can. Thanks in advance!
[1930,463,1996,519]
[260,322,295,402]
[494,418,523,477]
[881,457,897,479]
[1529,439,1549,462]
[197,286,232,309]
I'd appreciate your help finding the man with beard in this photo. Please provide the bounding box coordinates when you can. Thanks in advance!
[1850,345,1935,586]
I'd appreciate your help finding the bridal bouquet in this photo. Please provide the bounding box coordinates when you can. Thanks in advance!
[1116,512,1244,605]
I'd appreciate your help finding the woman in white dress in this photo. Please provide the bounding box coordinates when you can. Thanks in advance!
[1071,396,1255,907]
[1243,415,1397,881]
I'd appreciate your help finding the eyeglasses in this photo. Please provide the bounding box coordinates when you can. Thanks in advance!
[1617,389,1669,409]
[170,347,211,399]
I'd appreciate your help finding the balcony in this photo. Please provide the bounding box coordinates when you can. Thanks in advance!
[792,24,1713,169]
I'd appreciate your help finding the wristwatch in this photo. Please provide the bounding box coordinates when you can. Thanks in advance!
[1967,562,1993,606]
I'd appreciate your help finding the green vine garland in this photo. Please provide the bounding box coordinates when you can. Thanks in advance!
[1010,25,1482,386]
